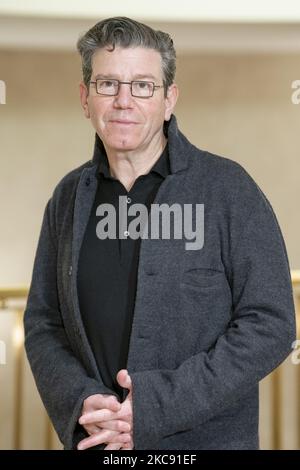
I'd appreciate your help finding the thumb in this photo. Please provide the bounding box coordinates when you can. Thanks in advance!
[117,369,132,390]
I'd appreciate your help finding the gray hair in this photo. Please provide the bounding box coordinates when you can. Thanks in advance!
[77,17,176,96]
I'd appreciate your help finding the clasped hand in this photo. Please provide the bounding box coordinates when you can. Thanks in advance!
[77,369,133,450]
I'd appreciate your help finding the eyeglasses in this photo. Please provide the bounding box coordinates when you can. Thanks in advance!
[89,79,164,98]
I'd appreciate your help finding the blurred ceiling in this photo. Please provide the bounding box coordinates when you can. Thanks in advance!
[1,0,300,52]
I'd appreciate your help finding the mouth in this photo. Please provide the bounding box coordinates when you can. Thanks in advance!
[109,120,138,125]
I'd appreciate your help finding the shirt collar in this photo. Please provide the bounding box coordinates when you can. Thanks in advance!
[97,142,170,180]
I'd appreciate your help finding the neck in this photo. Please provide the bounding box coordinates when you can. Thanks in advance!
[103,132,167,192]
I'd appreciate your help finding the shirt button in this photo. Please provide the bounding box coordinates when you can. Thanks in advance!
[124,230,130,237]
[126,197,131,204]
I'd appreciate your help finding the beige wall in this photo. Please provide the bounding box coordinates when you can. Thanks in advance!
[177,53,300,272]
[0,49,299,288]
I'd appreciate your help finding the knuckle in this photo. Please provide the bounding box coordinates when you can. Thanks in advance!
[118,421,125,431]
[122,433,131,442]
[104,429,114,440]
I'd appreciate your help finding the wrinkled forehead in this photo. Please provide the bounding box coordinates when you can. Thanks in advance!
[91,46,164,81]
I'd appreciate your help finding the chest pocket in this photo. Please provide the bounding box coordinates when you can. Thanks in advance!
[179,260,233,348]
[181,267,226,288]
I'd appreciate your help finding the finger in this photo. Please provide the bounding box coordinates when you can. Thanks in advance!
[104,443,123,450]
[77,430,130,450]
[97,419,131,433]
[99,395,121,412]
[84,394,121,412]
[108,433,131,444]
[77,430,119,450]
[127,437,134,449]
[79,408,118,426]
[124,436,134,449]
[121,443,134,450]
[83,423,101,435]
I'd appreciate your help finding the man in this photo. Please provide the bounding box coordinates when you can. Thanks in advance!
[24,17,296,450]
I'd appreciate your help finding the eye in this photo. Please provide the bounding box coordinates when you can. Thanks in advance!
[100,80,115,89]
[136,81,149,89]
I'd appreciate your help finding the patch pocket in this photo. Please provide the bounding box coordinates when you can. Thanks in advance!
[180,267,226,289]
[179,266,232,342]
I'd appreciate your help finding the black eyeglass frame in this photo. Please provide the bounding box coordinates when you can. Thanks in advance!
[89,79,165,98]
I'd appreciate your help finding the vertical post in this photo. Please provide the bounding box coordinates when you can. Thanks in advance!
[45,414,53,450]
[296,291,300,451]
[272,366,281,449]
[13,311,24,449]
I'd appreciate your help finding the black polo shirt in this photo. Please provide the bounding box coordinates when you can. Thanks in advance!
[77,143,170,399]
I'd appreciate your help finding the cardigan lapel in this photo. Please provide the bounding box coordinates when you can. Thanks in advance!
[71,164,100,377]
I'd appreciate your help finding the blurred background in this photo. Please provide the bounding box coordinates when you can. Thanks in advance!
[0,0,299,450]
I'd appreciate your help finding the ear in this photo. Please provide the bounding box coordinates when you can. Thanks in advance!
[79,81,90,119]
[164,83,179,121]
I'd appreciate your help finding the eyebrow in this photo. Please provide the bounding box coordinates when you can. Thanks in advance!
[94,73,158,81]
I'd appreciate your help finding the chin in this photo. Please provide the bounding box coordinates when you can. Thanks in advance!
[110,139,140,151]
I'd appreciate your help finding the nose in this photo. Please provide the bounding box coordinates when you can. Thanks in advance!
[113,82,134,108]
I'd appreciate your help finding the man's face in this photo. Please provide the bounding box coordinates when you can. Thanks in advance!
[80,46,178,153]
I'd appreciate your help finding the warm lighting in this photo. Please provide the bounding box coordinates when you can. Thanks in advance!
[292,270,300,284]
[0,340,6,365]
[12,322,24,350]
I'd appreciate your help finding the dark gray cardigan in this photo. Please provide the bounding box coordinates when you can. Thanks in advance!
[24,115,296,450]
